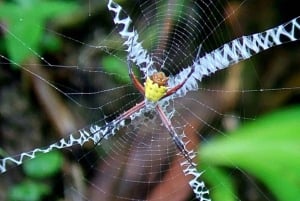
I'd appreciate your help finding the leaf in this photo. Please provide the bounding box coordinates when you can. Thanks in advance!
[102,55,131,83]
[9,180,50,201]
[23,151,63,179]
[201,165,237,201]
[199,105,300,201]
[0,0,79,67]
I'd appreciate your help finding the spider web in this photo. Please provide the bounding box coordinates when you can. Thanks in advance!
[0,0,300,200]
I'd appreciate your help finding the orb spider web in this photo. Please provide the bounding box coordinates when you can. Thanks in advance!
[0,0,300,200]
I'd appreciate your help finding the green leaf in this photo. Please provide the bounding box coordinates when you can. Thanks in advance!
[42,33,62,53]
[102,56,131,83]
[23,151,63,179]
[201,165,237,201]
[9,180,50,201]
[199,105,300,201]
[0,0,79,67]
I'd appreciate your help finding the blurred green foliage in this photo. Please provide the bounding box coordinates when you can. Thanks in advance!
[102,55,130,83]
[0,1,76,200]
[23,151,63,179]
[9,151,63,201]
[0,0,79,67]
[200,105,300,201]
[9,180,50,201]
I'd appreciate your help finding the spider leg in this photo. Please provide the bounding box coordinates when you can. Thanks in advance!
[163,66,195,98]
[156,105,211,200]
[128,60,145,95]
[156,105,195,166]
[117,100,145,120]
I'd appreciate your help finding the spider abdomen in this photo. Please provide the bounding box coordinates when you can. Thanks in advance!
[144,74,168,102]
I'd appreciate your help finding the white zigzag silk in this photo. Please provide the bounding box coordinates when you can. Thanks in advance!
[171,16,300,98]
[0,102,146,174]
[0,0,300,200]
[107,0,155,77]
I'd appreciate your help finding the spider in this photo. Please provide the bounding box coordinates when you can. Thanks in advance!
[125,63,196,165]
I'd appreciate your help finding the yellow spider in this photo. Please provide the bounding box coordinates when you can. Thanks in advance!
[119,65,195,165]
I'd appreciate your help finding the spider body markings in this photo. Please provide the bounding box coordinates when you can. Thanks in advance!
[144,72,168,102]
